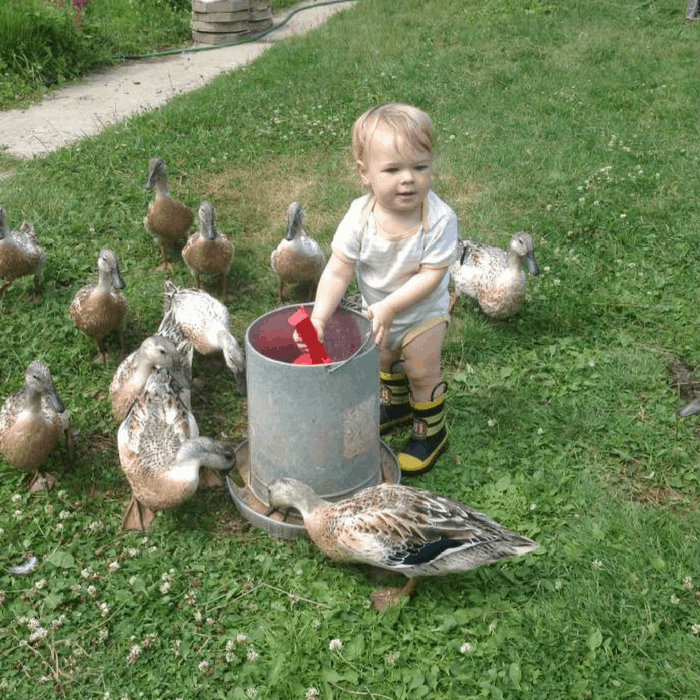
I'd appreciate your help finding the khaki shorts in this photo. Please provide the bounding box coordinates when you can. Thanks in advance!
[387,313,450,351]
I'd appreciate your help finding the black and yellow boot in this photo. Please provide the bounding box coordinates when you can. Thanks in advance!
[397,382,448,477]
[379,362,412,435]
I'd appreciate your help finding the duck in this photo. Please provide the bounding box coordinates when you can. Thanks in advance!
[0,360,75,491]
[163,281,246,395]
[0,206,46,300]
[267,478,538,610]
[181,201,234,298]
[109,335,190,423]
[144,157,194,270]
[70,249,127,364]
[449,231,539,320]
[117,366,235,531]
[270,202,325,302]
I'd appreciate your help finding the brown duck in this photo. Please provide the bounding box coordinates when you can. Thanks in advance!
[70,249,127,364]
[144,157,194,269]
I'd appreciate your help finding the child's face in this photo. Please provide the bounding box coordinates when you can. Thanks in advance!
[358,125,432,220]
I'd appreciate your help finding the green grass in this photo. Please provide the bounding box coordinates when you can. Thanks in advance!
[0,0,298,109]
[1,0,700,697]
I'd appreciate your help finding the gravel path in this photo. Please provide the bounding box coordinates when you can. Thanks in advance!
[0,1,352,160]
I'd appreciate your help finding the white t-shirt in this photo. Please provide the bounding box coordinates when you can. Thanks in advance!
[331,191,459,329]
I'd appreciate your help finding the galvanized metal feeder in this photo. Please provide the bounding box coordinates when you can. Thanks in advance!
[227,303,400,538]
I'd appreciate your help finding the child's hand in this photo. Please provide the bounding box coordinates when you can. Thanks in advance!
[293,316,325,351]
[366,302,395,348]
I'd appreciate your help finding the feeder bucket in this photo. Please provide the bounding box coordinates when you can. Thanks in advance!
[244,303,381,505]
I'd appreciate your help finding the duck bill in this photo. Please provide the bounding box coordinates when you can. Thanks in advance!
[285,203,303,241]
[677,398,700,418]
[46,387,65,414]
[526,253,540,276]
[111,264,126,290]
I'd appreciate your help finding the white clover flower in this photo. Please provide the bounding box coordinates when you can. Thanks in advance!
[99,602,109,617]
[81,568,91,579]
[129,576,138,586]
[127,644,142,665]
[193,611,202,623]
[487,419,496,427]
[460,642,474,654]
[312,618,321,629]
[554,580,563,591]
[184,591,196,604]
[128,548,138,558]
[108,561,120,572]
[198,660,210,673]
[57,489,68,500]
[160,581,170,594]
[87,585,97,597]
[44,505,54,515]
[692,623,700,636]
[620,213,627,219]
[59,510,71,520]
[305,689,320,700]
[670,595,680,605]
[246,649,259,662]
[11,494,22,504]
[578,197,585,205]
[683,576,693,590]
[592,559,603,570]
[246,688,258,699]
[13,510,22,520]
[329,639,343,652]
[35,579,46,590]
[226,640,235,652]
[236,633,247,645]
[537,427,544,435]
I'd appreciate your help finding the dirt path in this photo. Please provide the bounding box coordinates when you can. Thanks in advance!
[0,1,352,160]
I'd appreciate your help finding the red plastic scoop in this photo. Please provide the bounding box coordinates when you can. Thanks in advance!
[288,307,332,365]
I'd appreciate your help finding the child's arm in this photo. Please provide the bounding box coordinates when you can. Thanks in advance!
[367,265,446,347]
[307,252,355,342]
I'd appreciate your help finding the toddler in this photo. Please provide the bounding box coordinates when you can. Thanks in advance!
[302,103,458,476]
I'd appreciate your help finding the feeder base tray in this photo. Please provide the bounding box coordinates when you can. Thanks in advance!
[226,439,400,539]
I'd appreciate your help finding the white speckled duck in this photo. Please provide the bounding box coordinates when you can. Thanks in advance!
[449,231,539,319]
[270,202,325,301]
[0,361,75,491]
[144,157,194,270]
[70,249,127,364]
[0,206,45,300]
[181,201,234,298]
[117,366,235,531]
[268,478,538,610]
[109,335,191,423]
[163,281,246,395]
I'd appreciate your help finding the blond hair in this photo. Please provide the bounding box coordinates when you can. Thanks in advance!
[352,103,433,174]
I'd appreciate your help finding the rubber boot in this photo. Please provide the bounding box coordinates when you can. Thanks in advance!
[379,361,412,435]
[397,382,448,477]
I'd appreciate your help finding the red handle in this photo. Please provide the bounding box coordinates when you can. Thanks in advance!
[288,307,331,365]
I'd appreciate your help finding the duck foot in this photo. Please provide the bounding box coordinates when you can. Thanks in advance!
[29,471,57,492]
[370,578,418,611]
[120,497,156,532]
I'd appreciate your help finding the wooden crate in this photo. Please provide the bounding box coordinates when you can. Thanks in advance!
[192,0,272,45]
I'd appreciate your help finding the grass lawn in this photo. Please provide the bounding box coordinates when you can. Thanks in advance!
[1,0,699,698]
